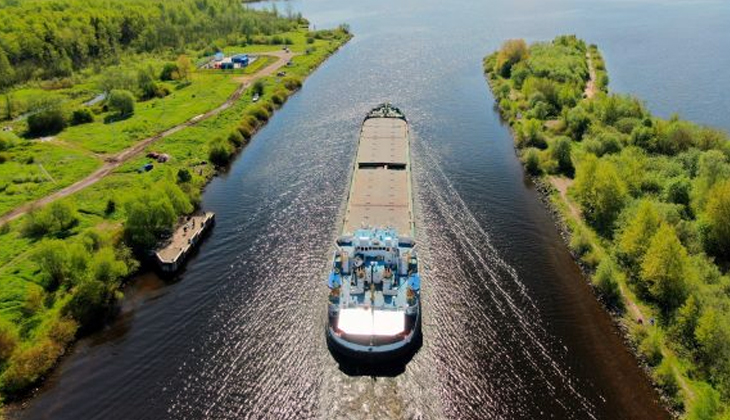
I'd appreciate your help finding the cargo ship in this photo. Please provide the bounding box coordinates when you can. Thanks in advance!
[326,103,421,361]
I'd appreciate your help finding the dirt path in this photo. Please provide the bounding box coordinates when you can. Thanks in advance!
[584,52,598,99]
[0,51,296,226]
[548,175,582,220]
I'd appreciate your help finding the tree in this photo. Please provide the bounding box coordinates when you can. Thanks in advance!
[640,224,692,316]
[495,39,528,78]
[177,168,192,184]
[702,180,730,261]
[71,108,94,125]
[0,48,15,90]
[550,136,573,176]
[160,62,179,81]
[573,155,628,235]
[566,106,591,141]
[27,107,68,137]
[22,201,78,238]
[124,191,177,250]
[617,200,662,269]
[593,258,624,310]
[33,239,71,290]
[252,80,265,97]
[694,308,730,387]
[107,89,135,117]
[692,150,728,211]
[176,55,192,81]
[208,136,233,166]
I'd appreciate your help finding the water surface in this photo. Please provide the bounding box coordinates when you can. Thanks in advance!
[16,0,730,418]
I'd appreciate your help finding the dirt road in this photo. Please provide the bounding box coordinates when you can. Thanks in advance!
[0,50,295,226]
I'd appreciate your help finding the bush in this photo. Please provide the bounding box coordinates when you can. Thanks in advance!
[271,91,285,106]
[0,339,61,395]
[237,123,253,140]
[593,258,624,310]
[160,62,179,81]
[282,76,302,91]
[27,107,68,137]
[0,131,19,151]
[569,228,592,257]
[71,107,94,125]
[524,148,541,175]
[252,80,265,97]
[228,130,245,147]
[22,201,79,238]
[177,168,192,184]
[495,39,528,78]
[105,198,116,215]
[248,105,270,122]
[208,136,234,167]
[0,320,19,363]
[107,89,135,117]
[639,329,663,367]
[654,358,680,399]
[550,136,574,176]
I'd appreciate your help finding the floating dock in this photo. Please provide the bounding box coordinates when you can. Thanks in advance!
[155,212,215,273]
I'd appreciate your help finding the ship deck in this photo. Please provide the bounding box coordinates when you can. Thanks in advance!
[343,117,413,235]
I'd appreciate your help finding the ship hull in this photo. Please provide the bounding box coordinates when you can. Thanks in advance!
[326,309,421,363]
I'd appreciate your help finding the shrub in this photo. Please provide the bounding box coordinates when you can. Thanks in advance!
[160,62,179,81]
[237,123,252,140]
[248,105,270,122]
[654,358,679,399]
[208,136,234,167]
[107,89,135,117]
[0,131,19,150]
[516,119,546,149]
[0,152,8,164]
[639,329,663,367]
[102,199,115,216]
[593,258,624,311]
[22,201,78,238]
[271,91,285,106]
[523,148,541,175]
[569,228,592,257]
[282,76,302,91]
[177,168,192,184]
[0,320,19,363]
[71,107,94,125]
[495,39,528,78]
[252,80,265,97]
[228,130,245,147]
[0,339,61,395]
[550,136,574,176]
[27,107,68,137]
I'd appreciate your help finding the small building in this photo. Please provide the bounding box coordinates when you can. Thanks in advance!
[231,54,249,66]
[214,52,224,62]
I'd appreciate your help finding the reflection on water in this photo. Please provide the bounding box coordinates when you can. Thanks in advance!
[15,0,730,418]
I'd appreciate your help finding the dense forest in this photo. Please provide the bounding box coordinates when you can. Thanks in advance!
[485,36,730,419]
[0,0,302,88]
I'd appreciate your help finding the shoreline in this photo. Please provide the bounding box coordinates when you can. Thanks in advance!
[483,43,680,417]
[0,32,352,413]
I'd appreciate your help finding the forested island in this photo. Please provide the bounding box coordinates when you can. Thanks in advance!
[0,0,350,406]
[485,36,730,419]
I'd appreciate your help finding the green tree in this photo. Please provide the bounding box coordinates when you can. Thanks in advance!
[107,89,136,117]
[702,180,730,261]
[495,39,528,78]
[176,55,192,81]
[0,48,15,90]
[123,191,177,250]
[160,62,179,81]
[27,107,68,137]
[565,105,590,141]
[593,258,624,310]
[694,308,730,390]
[550,136,573,176]
[208,136,234,166]
[33,239,71,290]
[616,200,662,268]
[573,155,628,235]
[692,150,728,211]
[640,224,692,316]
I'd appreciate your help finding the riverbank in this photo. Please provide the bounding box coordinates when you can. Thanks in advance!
[0,24,351,408]
[485,35,730,418]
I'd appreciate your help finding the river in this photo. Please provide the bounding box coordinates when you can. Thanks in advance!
[14,0,730,419]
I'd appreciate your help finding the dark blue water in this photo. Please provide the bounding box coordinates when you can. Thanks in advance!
[15,0,730,419]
